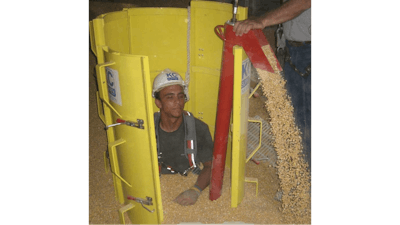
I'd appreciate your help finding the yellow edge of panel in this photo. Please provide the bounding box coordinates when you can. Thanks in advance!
[92,18,106,63]
[231,45,243,208]
[141,56,163,223]
[102,9,128,23]
[127,7,187,16]
[191,0,232,11]
[237,5,248,21]
[89,21,96,56]
[188,2,196,115]
[226,131,232,169]
[191,1,248,19]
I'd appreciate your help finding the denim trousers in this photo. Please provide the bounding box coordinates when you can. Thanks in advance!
[283,40,311,172]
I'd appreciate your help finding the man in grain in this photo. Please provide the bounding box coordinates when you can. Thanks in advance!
[233,0,312,171]
[152,68,213,206]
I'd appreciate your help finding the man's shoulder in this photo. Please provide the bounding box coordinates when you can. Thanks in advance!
[193,117,212,136]
[184,111,209,129]
[192,116,207,126]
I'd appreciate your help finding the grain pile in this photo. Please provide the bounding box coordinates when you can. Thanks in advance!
[160,161,284,224]
[256,45,311,223]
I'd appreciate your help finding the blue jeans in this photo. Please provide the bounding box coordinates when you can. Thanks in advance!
[283,40,311,172]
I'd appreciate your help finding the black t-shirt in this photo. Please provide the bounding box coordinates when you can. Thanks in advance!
[158,117,213,174]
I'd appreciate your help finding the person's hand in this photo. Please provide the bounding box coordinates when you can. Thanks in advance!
[233,19,264,36]
[174,188,201,206]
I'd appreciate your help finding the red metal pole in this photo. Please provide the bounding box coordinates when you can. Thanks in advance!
[209,23,236,200]
[209,24,282,201]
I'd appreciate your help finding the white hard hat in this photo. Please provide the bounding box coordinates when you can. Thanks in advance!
[152,68,189,102]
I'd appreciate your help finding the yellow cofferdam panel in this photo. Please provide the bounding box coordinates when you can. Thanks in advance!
[127,8,188,74]
[101,10,130,54]
[190,1,248,137]
[102,47,162,224]
[127,8,189,115]
[190,1,247,69]
[231,46,250,208]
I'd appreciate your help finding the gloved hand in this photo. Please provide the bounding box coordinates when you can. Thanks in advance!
[174,186,201,206]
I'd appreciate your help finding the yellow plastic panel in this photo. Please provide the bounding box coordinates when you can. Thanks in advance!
[89,21,96,56]
[189,1,248,137]
[190,1,248,69]
[102,10,130,54]
[231,46,250,208]
[102,48,162,224]
[190,67,221,138]
[127,8,188,74]
[91,18,106,63]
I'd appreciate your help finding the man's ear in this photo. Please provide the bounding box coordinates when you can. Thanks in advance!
[155,99,162,109]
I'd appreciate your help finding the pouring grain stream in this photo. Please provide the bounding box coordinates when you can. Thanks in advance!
[257,45,311,223]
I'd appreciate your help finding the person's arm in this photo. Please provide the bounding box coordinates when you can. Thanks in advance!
[194,160,212,190]
[233,0,311,36]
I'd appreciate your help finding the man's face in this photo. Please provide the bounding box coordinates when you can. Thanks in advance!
[155,85,185,118]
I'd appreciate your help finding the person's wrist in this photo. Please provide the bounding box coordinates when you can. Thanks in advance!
[260,17,268,29]
[190,184,202,194]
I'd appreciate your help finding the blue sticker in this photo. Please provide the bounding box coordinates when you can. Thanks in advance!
[241,58,251,94]
[105,67,122,106]
[166,73,179,81]
[107,70,114,86]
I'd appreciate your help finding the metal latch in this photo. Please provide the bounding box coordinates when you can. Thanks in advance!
[105,118,145,130]
[127,195,155,213]
[276,24,286,52]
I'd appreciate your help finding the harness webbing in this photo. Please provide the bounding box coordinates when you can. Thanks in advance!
[154,111,201,176]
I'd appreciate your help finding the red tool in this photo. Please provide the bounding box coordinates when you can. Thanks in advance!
[105,118,145,130]
[251,159,260,165]
[209,22,282,200]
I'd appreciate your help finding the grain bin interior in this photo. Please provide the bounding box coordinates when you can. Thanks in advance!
[89,1,283,224]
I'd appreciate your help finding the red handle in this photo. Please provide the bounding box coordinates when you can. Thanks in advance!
[127,195,136,200]
[116,118,125,123]
[214,25,225,40]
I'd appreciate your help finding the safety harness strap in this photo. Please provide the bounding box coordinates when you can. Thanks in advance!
[154,111,200,175]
